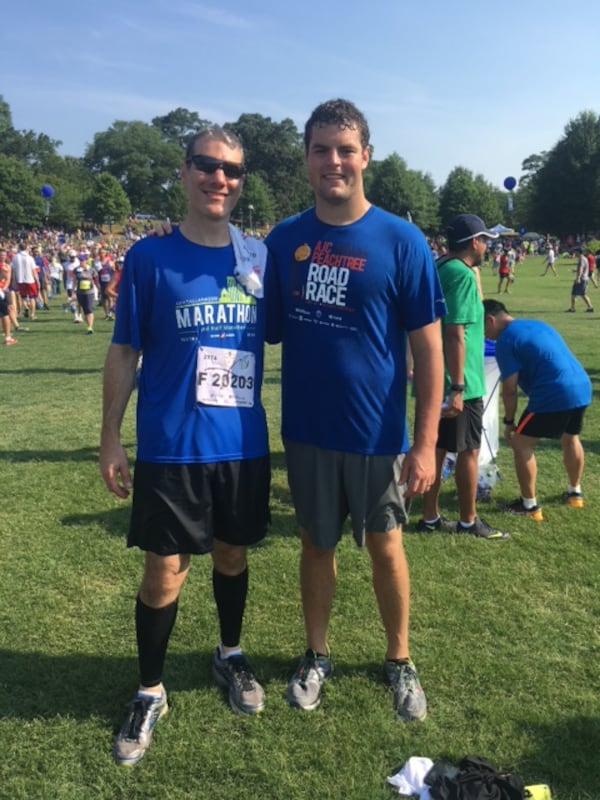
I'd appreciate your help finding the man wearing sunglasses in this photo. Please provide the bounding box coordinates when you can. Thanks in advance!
[100,126,270,766]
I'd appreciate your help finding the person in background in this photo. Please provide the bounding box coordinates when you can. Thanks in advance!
[418,214,509,541]
[541,243,558,277]
[566,248,593,312]
[96,248,115,320]
[73,255,99,334]
[586,247,598,289]
[483,298,591,519]
[497,249,511,293]
[11,241,39,321]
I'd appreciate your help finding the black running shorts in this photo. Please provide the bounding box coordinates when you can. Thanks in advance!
[128,457,270,555]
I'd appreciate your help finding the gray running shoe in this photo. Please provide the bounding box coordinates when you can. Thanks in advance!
[286,649,333,710]
[384,660,427,721]
[113,687,168,766]
[212,649,265,714]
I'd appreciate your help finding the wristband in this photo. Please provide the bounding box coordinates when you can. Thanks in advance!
[503,417,515,425]
[450,383,465,392]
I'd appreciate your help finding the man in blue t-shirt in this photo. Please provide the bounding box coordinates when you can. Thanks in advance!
[266,99,445,721]
[100,126,270,766]
[483,299,592,520]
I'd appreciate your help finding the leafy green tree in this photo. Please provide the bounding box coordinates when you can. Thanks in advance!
[84,121,182,215]
[152,108,213,149]
[228,113,311,220]
[529,111,600,236]
[237,173,277,229]
[0,154,44,229]
[519,152,548,188]
[438,167,502,227]
[83,173,131,228]
[40,178,85,229]
[0,94,13,137]
[368,153,439,232]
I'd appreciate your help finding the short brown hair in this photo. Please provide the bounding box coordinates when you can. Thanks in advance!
[304,98,370,153]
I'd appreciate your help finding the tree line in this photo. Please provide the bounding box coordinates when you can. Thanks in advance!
[1,94,599,238]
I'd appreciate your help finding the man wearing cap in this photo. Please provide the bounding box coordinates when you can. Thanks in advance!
[417,214,509,540]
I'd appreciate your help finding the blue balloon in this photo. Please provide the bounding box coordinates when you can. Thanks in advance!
[503,176,517,191]
[40,184,54,198]
[519,226,527,235]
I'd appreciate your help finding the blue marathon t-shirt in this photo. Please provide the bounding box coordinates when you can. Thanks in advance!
[495,319,591,412]
[265,206,446,455]
[113,229,269,464]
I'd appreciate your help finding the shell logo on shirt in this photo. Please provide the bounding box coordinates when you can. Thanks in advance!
[294,244,311,261]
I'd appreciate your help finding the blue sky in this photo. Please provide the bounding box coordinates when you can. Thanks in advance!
[3,0,599,190]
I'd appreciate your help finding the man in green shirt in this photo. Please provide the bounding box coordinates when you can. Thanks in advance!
[417,214,509,540]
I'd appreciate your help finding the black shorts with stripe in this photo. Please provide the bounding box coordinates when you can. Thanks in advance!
[516,406,587,439]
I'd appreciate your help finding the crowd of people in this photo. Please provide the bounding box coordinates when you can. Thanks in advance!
[0,235,128,343]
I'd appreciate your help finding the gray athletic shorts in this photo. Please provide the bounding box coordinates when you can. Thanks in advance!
[284,440,409,548]
[128,457,270,556]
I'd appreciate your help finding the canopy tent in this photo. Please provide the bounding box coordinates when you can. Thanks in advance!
[489,224,515,235]
[522,231,543,241]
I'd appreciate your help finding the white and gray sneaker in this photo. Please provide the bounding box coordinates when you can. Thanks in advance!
[113,686,169,766]
[286,649,333,711]
[212,648,265,714]
[384,660,427,721]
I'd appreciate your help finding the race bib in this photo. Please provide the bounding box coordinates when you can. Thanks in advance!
[78,279,92,291]
[196,346,255,408]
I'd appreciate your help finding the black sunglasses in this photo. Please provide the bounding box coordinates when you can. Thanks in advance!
[186,154,246,180]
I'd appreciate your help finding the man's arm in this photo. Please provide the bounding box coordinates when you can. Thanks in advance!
[99,343,140,498]
[501,372,519,441]
[442,322,465,417]
[402,320,444,497]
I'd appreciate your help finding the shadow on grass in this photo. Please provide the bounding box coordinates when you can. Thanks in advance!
[0,649,318,723]
[1,446,100,463]
[2,442,136,464]
[521,715,600,798]
[62,505,132,537]
[0,367,100,376]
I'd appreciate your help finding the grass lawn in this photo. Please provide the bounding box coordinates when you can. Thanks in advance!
[0,254,598,799]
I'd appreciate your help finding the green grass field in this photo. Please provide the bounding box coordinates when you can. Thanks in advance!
[1,254,599,799]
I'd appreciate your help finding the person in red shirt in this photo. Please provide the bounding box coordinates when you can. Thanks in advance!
[497,250,511,293]
[586,249,598,288]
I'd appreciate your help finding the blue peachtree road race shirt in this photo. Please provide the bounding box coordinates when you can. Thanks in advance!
[265,206,446,455]
[495,319,592,412]
[112,229,269,464]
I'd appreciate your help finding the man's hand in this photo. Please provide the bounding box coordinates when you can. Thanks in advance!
[99,440,133,499]
[441,390,464,418]
[150,221,174,238]
[399,444,436,498]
